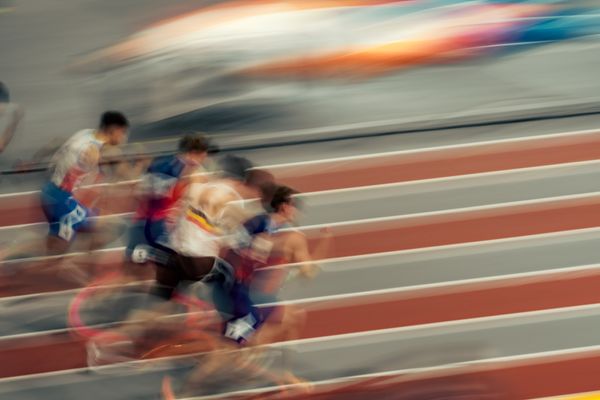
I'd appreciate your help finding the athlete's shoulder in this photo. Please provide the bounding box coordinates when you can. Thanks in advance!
[244,213,270,235]
[147,154,185,177]
[70,129,96,143]
[80,144,100,167]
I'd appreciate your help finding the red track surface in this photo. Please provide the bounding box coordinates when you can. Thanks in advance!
[3,131,600,398]
[2,268,600,379]
[1,131,600,227]
[260,350,600,400]
[3,194,600,298]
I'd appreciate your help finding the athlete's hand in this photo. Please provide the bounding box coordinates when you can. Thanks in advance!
[298,263,320,280]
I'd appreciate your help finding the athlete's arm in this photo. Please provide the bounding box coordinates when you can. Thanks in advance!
[289,232,320,279]
[77,144,101,186]
[291,228,333,279]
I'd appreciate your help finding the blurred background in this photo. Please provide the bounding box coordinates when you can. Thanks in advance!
[3,1,600,399]
[3,0,600,168]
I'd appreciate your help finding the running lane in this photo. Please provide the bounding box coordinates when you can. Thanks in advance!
[2,130,600,226]
[262,350,600,400]
[4,193,600,297]
[2,268,600,378]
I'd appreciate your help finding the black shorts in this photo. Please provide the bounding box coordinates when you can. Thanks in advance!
[155,254,217,290]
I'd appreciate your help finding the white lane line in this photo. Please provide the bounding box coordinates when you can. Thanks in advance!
[298,158,600,198]
[276,302,600,348]
[0,245,126,265]
[0,212,134,231]
[2,303,600,385]
[180,346,600,400]
[0,177,144,199]
[312,226,600,264]
[297,189,600,231]
[4,156,600,232]
[0,280,153,303]
[3,188,600,265]
[3,223,600,305]
[1,127,599,200]
[263,262,600,307]
[2,267,600,344]
[3,156,600,233]
[260,127,600,170]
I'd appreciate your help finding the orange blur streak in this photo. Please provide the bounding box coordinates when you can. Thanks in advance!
[239,3,555,78]
[240,39,459,78]
[80,0,410,65]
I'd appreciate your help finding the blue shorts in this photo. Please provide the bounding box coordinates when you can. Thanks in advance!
[221,281,279,344]
[40,182,94,242]
[125,220,150,262]
[125,218,173,265]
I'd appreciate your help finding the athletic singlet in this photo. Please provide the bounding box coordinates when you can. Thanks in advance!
[49,129,104,193]
[134,155,188,221]
[170,181,244,257]
[232,213,293,283]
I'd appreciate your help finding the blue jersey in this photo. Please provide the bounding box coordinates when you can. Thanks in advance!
[134,155,187,221]
[221,213,290,344]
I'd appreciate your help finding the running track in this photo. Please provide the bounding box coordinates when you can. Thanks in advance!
[2,129,600,399]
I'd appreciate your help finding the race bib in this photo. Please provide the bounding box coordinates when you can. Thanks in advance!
[224,313,257,342]
[131,245,150,264]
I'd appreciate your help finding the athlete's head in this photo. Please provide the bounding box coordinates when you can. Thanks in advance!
[178,134,210,166]
[99,111,129,145]
[218,154,253,181]
[270,185,300,222]
[246,169,276,211]
[0,82,10,104]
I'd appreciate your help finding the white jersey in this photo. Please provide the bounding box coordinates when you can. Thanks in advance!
[170,181,244,257]
[50,129,103,192]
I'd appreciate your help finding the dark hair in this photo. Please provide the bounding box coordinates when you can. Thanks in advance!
[246,169,276,210]
[178,134,210,154]
[0,82,10,103]
[218,154,253,181]
[99,111,129,129]
[270,185,299,213]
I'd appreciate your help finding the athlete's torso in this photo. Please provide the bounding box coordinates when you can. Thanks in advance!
[170,181,243,257]
[135,154,189,221]
[49,129,103,193]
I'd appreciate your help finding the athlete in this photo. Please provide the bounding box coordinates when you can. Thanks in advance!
[161,185,328,399]
[0,112,128,266]
[39,111,129,253]
[125,134,211,297]
[220,185,324,346]
[150,155,273,301]
[86,156,267,365]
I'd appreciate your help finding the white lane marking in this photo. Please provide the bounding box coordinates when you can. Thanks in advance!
[260,127,600,170]
[3,191,600,266]
[1,127,599,199]
[296,189,600,231]
[179,345,600,400]
[2,304,600,385]
[298,158,600,198]
[0,212,133,231]
[4,157,600,232]
[263,262,600,307]
[2,268,600,345]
